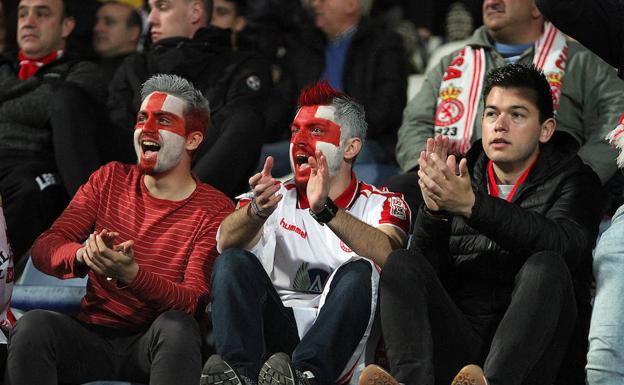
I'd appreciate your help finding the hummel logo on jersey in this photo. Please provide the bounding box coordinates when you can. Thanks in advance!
[280,218,307,239]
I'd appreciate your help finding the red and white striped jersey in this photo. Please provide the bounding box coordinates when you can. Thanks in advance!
[235,174,411,308]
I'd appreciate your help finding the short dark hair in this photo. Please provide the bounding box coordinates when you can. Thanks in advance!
[483,64,554,123]
[202,0,213,22]
[60,0,73,19]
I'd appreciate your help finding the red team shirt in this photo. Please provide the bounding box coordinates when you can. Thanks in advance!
[31,162,234,329]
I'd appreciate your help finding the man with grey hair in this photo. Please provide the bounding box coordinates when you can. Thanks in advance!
[201,82,410,385]
[109,0,270,199]
[6,73,234,385]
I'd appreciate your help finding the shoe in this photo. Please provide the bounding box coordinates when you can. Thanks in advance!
[358,364,401,385]
[451,364,488,385]
[258,352,317,385]
[201,354,256,385]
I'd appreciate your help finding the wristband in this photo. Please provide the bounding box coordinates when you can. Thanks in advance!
[250,198,270,219]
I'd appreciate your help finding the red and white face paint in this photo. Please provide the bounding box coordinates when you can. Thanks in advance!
[134,91,188,174]
[290,105,343,186]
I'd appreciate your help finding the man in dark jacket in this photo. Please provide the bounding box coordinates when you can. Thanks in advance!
[0,0,103,269]
[109,0,270,199]
[359,64,602,385]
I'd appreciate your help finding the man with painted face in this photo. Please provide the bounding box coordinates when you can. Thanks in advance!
[5,74,234,385]
[201,81,411,385]
[108,0,270,199]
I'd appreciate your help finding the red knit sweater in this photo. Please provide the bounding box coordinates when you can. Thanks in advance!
[31,162,234,329]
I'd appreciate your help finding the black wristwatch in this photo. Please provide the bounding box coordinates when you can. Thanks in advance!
[309,197,339,225]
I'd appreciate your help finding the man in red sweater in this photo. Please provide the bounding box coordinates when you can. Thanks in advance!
[5,73,234,385]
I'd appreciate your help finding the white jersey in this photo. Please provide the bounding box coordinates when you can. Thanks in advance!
[239,175,411,308]
[0,195,15,343]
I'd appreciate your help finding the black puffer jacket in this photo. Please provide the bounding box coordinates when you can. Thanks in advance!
[108,27,271,198]
[0,53,102,163]
[412,133,602,313]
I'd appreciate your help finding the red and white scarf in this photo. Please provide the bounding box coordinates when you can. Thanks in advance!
[17,49,64,80]
[434,22,569,155]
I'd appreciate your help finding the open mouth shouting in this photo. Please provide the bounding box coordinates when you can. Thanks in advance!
[141,138,161,159]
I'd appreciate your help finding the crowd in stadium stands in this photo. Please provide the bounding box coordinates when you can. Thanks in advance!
[0,0,622,384]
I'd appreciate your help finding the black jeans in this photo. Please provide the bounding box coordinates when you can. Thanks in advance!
[0,159,68,269]
[380,249,576,385]
[210,248,373,384]
[5,309,202,385]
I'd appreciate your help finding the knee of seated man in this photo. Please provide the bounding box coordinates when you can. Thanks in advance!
[334,260,373,290]
[212,248,260,281]
[10,310,60,347]
[5,166,66,206]
[152,310,200,340]
[519,251,570,284]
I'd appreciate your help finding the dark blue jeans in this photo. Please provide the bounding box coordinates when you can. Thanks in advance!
[211,248,373,384]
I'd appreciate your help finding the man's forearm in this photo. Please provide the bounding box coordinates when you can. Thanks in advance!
[327,209,403,267]
[218,203,266,250]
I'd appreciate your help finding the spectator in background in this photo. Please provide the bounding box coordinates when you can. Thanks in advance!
[6,74,234,385]
[0,0,103,274]
[261,0,407,177]
[210,0,246,48]
[109,0,270,198]
[534,1,624,383]
[536,0,624,78]
[93,0,142,84]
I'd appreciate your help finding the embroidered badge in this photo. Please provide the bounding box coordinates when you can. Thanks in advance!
[435,86,464,127]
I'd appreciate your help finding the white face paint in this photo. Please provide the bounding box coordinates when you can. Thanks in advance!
[290,105,344,185]
[133,129,186,174]
[135,91,189,175]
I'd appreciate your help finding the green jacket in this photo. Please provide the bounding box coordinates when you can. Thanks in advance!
[396,26,624,183]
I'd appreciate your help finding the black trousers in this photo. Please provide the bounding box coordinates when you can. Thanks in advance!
[0,159,68,269]
[5,310,202,385]
[380,249,576,385]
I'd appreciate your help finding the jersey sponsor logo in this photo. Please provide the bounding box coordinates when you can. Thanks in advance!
[280,218,307,239]
[340,241,352,253]
[293,262,329,294]
[390,197,407,221]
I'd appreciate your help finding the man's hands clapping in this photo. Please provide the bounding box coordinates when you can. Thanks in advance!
[418,136,475,218]
[76,229,138,284]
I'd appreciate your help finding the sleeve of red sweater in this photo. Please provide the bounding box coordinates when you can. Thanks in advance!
[125,198,234,315]
[31,165,104,279]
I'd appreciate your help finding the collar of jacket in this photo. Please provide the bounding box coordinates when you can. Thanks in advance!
[302,17,379,52]
[151,26,231,52]
[467,131,580,196]
[0,50,80,77]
